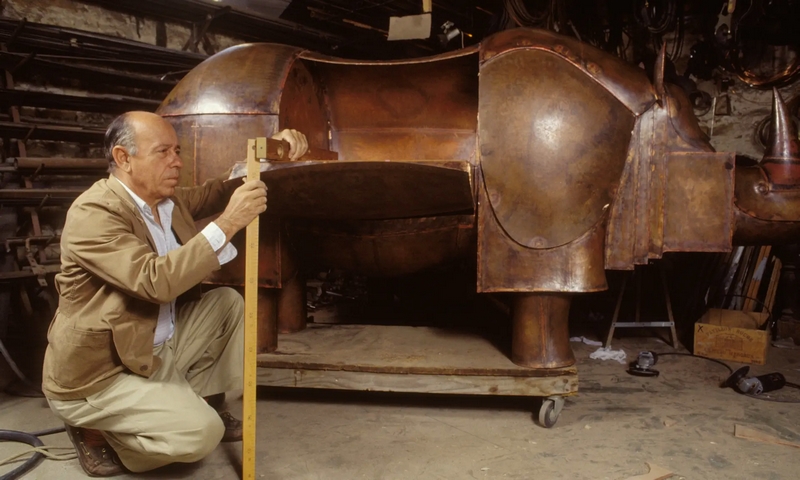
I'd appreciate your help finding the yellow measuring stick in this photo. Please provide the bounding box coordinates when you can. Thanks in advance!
[242,138,262,479]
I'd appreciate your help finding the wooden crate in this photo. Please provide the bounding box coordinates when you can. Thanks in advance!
[694,309,770,365]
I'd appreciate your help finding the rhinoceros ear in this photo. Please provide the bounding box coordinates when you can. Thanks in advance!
[654,42,667,106]
[761,88,800,186]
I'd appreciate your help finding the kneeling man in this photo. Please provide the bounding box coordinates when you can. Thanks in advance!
[43,111,307,476]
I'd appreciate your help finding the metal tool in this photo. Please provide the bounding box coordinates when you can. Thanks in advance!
[627,351,660,377]
[723,366,786,395]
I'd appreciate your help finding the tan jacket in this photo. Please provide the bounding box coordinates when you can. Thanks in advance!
[43,174,234,400]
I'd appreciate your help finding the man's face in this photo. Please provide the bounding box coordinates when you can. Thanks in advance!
[119,115,183,206]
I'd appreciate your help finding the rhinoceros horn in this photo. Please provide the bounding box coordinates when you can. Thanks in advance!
[761,88,800,186]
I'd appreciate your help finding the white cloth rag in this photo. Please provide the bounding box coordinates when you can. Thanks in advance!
[589,346,627,364]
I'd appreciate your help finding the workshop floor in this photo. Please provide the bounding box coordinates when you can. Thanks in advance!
[1,336,798,480]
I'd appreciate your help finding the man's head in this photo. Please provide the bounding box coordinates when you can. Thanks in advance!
[105,111,183,208]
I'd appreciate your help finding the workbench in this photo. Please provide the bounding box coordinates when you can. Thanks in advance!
[257,323,578,427]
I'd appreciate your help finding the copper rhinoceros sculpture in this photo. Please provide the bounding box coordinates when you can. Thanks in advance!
[158,28,800,370]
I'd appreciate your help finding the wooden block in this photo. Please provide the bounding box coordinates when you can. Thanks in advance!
[735,424,800,449]
[742,247,763,311]
[765,258,782,313]
[624,462,674,480]
[258,368,578,397]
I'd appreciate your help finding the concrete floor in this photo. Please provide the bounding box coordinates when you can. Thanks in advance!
[1,336,799,480]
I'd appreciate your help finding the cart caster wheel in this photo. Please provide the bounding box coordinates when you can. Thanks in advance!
[538,396,565,428]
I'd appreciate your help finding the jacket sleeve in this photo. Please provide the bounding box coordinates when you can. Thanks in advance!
[175,168,238,220]
[62,197,222,304]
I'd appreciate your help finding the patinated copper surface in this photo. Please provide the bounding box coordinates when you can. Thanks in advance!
[479,47,634,249]
[230,161,473,220]
[734,167,800,222]
[476,169,608,293]
[605,82,735,270]
[161,27,800,372]
[278,59,331,154]
[512,293,574,369]
[733,88,800,244]
[480,29,656,114]
[277,233,306,334]
[761,88,800,186]
[307,53,478,162]
[159,43,303,116]
[288,215,475,278]
[662,152,735,252]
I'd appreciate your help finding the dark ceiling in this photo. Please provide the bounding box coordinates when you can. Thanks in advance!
[70,0,799,89]
[81,0,500,59]
[0,0,797,100]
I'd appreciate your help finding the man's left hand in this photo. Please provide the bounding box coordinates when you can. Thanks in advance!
[272,129,308,161]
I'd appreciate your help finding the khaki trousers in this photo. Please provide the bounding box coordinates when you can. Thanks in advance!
[48,287,244,472]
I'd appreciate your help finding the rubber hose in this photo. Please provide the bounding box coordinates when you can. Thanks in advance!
[0,430,45,480]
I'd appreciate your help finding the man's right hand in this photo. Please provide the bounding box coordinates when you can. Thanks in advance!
[214,179,267,240]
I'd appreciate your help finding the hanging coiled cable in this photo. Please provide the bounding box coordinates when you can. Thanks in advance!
[634,0,678,35]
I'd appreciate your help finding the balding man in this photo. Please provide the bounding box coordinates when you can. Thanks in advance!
[42,111,307,476]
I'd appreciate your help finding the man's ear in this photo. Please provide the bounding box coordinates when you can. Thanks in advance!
[112,146,131,172]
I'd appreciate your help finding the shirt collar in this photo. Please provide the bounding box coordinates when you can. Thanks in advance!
[113,175,173,217]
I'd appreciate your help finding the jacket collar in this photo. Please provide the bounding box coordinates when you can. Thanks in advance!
[106,175,157,249]
[106,175,194,247]
[106,175,138,213]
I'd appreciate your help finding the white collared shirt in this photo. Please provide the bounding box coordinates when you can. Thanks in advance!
[115,176,237,345]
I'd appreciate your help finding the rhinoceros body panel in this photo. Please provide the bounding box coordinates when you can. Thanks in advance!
[480,48,635,249]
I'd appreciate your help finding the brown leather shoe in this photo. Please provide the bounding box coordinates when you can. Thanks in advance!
[65,424,125,477]
[218,411,243,442]
[203,392,225,411]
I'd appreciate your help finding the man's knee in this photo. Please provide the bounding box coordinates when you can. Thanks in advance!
[210,287,243,315]
[205,287,243,327]
[165,409,225,462]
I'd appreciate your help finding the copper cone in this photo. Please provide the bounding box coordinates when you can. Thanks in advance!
[761,88,800,186]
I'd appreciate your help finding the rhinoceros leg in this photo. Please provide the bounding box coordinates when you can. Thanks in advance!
[277,271,307,334]
[258,288,278,353]
[511,293,576,368]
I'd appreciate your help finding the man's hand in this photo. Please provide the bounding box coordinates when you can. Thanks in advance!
[214,179,267,240]
[272,129,308,161]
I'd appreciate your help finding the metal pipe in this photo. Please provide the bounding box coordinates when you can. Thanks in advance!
[4,235,59,252]
[14,157,107,171]
[0,264,60,280]
[0,189,83,201]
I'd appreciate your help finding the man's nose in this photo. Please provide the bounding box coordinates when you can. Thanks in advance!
[170,150,183,168]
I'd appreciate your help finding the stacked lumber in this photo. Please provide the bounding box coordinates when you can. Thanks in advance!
[716,245,781,316]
